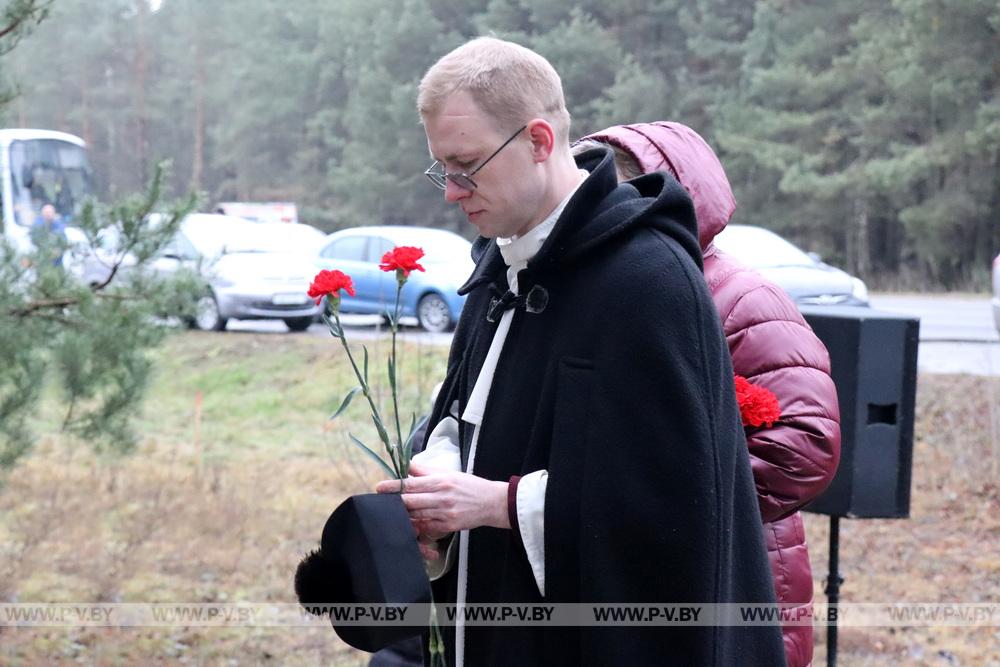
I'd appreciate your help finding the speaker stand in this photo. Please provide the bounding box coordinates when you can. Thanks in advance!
[824,515,844,667]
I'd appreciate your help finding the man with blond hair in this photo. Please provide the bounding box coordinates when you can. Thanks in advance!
[376,37,785,666]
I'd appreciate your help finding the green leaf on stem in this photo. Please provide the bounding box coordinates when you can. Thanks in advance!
[404,413,428,462]
[362,345,369,384]
[321,313,343,339]
[371,412,392,450]
[387,356,396,393]
[330,386,362,421]
[348,433,398,479]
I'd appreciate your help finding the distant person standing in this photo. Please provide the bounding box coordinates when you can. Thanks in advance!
[30,203,67,268]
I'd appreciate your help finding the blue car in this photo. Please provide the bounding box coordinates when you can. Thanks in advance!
[316,226,474,332]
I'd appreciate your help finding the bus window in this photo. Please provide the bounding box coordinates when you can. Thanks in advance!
[9,139,94,227]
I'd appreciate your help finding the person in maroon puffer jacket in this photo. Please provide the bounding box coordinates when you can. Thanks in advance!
[578,122,841,667]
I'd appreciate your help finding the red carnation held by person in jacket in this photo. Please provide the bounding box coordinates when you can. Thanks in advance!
[735,375,781,428]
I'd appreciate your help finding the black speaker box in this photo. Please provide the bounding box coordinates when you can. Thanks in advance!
[799,306,920,518]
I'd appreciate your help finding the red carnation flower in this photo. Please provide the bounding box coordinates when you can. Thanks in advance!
[379,246,426,278]
[307,269,356,305]
[734,375,781,428]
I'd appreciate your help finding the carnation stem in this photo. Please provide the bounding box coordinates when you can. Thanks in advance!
[332,309,402,479]
[390,279,406,475]
[428,587,446,666]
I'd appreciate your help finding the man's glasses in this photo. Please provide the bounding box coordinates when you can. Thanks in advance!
[424,124,528,191]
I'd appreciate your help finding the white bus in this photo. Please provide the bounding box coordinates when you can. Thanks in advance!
[0,128,95,254]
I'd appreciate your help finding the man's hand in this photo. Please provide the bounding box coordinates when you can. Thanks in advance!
[375,463,510,553]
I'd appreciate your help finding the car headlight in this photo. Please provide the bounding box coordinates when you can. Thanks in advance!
[851,277,869,304]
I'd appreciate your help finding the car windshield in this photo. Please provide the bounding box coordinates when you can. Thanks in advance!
[179,217,324,257]
[224,223,325,254]
[182,220,251,257]
[714,225,816,269]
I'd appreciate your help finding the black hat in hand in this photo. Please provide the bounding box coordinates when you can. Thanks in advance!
[294,493,432,652]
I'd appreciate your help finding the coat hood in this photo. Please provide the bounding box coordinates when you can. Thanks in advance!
[461,147,700,294]
[582,122,736,251]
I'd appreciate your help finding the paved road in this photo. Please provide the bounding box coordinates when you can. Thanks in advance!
[227,314,455,346]
[228,295,1000,376]
[911,340,1000,377]
[868,295,999,376]
[869,294,997,342]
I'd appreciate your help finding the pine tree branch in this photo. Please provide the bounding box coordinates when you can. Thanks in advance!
[10,290,142,317]
[26,310,77,326]
[9,296,79,316]
[0,0,51,43]
[89,262,121,292]
[0,13,28,41]
[94,292,140,301]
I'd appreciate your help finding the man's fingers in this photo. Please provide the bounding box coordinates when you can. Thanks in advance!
[403,473,452,495]
[408,509,440,522]
[413,519,451,541]
[376,474,435,494]
[374,478,400,494]
[400,491,448,511]
[423,528,450,542]
[417,518,455,536]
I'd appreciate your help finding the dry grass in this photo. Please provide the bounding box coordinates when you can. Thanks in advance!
[1,332,997,666]
[805,373,1000,666]
[1,330,449,666]
[0,453,375,665]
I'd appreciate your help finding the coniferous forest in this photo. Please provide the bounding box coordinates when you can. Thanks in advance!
[4,0,998,288]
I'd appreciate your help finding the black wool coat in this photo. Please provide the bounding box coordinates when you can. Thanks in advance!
[423,148,786,667]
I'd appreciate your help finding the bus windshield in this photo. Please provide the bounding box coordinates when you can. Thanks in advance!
[9,138,95,227]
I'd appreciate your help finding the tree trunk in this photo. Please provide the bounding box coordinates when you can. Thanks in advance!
[191,39,205,192]
[853,196,870,278]
[81,83,92,146]
[133,0,150,188]
[106,65,117,197]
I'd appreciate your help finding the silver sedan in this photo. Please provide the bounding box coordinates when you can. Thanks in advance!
[164,214,324,332]
[713,224,870,307]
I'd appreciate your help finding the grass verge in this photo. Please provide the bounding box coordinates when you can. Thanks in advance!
[1,331,997,666]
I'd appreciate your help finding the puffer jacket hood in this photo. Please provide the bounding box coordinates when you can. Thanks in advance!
[462,146,700,294]
[582,122,736,252]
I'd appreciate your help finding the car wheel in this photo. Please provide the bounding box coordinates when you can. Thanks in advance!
[284,316,313,332]
[192,293,227,331]
[417,293,452,333]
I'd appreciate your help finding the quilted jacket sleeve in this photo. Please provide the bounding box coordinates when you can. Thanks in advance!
[711,255,842,523]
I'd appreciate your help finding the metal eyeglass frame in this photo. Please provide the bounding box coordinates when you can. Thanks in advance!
[423,124,528,191]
